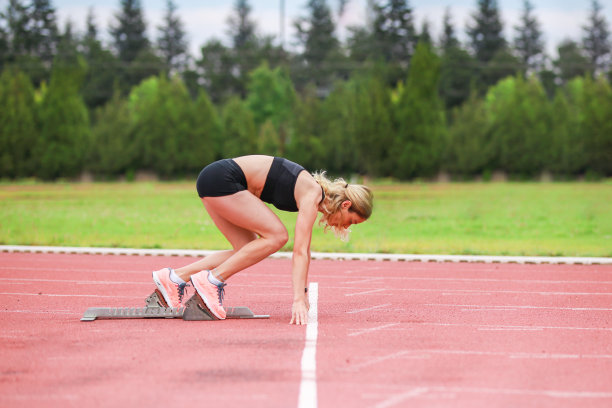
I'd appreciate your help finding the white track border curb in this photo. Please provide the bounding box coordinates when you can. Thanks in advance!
[1,245,611,265]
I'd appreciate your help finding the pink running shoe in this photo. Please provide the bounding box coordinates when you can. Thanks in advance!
[190,270,226,320]
[152,268,189,308]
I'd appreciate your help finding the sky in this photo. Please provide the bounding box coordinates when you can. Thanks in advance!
[48,0,612,58]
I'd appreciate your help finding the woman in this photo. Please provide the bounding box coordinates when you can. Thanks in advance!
[152,155,373,325]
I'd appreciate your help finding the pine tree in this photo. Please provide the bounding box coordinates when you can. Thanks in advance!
[226,0,258,97]
[371,0,416,85]
[81,8,119,109]
[581,76,612,175]
[197,39,237,104]
[486,75,552,176]
[513,0,544,73]
[440,7,459,51]
[350,73,394,176]
[3,0,57,85]
[109,0,149,63]
[439,8,476,109]
[294,0,340,90]
[192,89,221,163]
[156,0,188,73]
[582,0,611,75]
[246,63,296,154]
[221,97,257,158]
[548,87,586,176]
[35,56,90,179]
[321,81,358,173]
[0,66,38,177]
[228,0,256,50]
[287,84,326,171]
[555,40,590,83]
[466,0,506,64]
[88,90,135,176]
[392,41,446,179]
[28,0,58,65]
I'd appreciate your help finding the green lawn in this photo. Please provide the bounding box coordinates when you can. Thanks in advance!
[1,181,611,257]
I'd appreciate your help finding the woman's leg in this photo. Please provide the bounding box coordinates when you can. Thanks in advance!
[199,191,288,281]
[174,202,258,281]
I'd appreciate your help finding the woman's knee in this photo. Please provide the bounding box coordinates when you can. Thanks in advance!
[267,225,289,252]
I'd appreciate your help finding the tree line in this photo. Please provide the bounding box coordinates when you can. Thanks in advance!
[0,0,611,180]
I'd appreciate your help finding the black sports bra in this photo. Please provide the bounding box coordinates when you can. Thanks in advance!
[260,157,324,212]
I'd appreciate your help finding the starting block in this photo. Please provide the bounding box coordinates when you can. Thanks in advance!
[81,290,270,322]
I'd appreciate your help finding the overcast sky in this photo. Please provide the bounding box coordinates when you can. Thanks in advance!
[51,0,612,58]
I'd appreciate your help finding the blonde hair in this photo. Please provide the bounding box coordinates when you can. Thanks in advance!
[312,171,374,241]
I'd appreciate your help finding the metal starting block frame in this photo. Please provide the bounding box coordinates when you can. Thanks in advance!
[81,290,270,322]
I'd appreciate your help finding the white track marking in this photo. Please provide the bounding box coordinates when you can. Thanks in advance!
[348,323,400,337]
[344,288,386,297]
[3,245,611,264]
[374,388,429,408]
[347,304,392,314]
[298,282,318,408]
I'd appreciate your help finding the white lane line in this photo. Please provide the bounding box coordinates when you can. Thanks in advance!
[345,277,385,285]
[0,292,141,299]
[298,282,318,408]
[374,388,430,408]
[5,245,612,264]
[349,323,400,337]
[347,304,392,314]
[345,288,386,297]
[0,277,148,285]
[426,303,612,312]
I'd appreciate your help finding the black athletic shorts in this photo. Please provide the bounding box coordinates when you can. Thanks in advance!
[196,159,247,198]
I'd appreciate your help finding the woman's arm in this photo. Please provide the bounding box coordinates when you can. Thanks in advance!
[289,189,320,325]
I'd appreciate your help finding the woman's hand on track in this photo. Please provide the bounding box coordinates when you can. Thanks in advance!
[290,298,309,325]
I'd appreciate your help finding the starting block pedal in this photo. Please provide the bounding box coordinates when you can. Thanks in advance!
[81,290,269,322]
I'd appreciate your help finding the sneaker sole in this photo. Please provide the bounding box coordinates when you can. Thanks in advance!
[191,278,225,320]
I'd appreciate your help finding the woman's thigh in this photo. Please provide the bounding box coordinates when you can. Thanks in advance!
[202,191,287,246]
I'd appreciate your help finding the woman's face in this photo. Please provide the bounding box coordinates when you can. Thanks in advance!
[329,200,366,229]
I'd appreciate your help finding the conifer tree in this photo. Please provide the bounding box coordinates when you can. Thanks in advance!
[197,39,236,103]
[513,0,544,73]
[548,87,586,176]
[0,66,38,177]
[555,40,590,83]
[109,0,148,63]
[370,0,416,85]
[439,8,475,109]
[440,7,459,51]
[582,0,611,75]
[350,73,394,176]
[445,92,493,176]
[392,41,446,179]
[88,90,135,176]
[193,89,221,163]
[221,97,257,158]
[486,75,552,176]
[294,0,340,90]
[246,63,296,154]
[581,76,612,175]
[287,84,326,171]
[156,0,188,73]
[81,8,118,109]
[35,56,90,179]
[466,0,506,64]
[227,0,258,97]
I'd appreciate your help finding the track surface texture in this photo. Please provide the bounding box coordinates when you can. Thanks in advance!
[1,252,612,407]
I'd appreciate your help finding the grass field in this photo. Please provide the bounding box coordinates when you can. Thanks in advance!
[1,181,611,257]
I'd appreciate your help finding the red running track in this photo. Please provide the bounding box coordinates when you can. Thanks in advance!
[1,252,612,407]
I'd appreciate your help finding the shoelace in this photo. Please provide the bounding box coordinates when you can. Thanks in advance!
[177,282,189,304]
[217,282,226,305]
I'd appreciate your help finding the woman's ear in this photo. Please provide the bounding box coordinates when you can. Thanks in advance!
[341,200,352,210]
